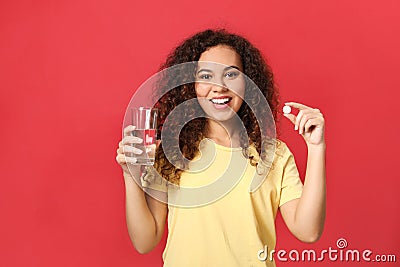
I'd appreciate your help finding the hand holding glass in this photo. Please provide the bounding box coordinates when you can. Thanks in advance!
[129,107,158,165]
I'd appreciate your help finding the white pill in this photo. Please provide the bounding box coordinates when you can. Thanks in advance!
[283,105,291,114]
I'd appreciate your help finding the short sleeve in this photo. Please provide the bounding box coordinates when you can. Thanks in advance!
[140,165,168,193]
[279,143,303,207]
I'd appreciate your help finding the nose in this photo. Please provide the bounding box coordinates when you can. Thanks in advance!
[212,86,228,93]
[211,82,228,93]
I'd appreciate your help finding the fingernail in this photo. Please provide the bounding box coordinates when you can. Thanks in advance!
[295,125,298,130]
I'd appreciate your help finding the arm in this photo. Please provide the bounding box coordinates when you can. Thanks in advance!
[280,102,326,243]
[280,144,326,243]
[124,173,167,253]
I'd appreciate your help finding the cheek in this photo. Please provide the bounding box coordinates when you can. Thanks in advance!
[237,87,245,99]
[195,82,210,98]
[225,78,245,98]
[234,98,244,112]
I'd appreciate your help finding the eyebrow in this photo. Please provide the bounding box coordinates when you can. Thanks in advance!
[196,65,240,74]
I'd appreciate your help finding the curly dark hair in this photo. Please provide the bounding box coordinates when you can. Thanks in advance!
[152,28,281,186]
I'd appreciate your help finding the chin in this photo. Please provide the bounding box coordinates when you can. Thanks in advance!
[205,110,238,122]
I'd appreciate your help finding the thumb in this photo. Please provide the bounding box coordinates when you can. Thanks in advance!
[283,113,296,125]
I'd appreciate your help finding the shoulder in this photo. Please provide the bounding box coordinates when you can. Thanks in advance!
[275,139,291,156]
[273,139,296,166]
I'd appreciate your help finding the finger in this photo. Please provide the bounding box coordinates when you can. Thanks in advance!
[298,114,310,135]
[124,155,138,163]
[285,102,313,110]
[122,136,143,145]
[300,112,322,134]
[116,154,138,164]
[124,125,136,136]
[300,113,323,134]
[145,144,157,157]
[295,109,316,131]
[283,113,296,125]
[294,110,304,131]
[116,154,127,164]
[123,145,143,155]
[304,118,317,133]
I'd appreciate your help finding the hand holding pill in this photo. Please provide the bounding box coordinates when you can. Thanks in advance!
[282,102,326,147]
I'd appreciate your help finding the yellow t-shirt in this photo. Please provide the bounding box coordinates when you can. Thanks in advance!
[141,139,303,267]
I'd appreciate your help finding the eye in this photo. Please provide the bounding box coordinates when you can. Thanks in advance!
[198,74,212,80]
[225,71,239,79]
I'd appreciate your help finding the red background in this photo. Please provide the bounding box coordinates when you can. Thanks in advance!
[1,0,399,266]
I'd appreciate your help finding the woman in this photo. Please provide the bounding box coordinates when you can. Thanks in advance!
[116,29,326,267]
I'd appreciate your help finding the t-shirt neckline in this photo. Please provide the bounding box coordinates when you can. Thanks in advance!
[204,138,243,152]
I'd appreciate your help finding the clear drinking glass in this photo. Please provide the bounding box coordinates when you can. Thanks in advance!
[130,107,158,165]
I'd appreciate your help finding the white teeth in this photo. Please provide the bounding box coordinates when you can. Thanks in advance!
[211,98,230,104]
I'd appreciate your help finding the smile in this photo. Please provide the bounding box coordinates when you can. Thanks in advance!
[209,97,232,105]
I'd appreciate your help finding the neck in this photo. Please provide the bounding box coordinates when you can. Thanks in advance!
[205,117,242,147]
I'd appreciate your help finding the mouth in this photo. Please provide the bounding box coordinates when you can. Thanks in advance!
[209,97,232,105]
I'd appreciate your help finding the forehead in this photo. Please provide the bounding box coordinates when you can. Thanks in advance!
[197,45,243,70]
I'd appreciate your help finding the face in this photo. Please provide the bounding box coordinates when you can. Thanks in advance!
[195,45,245,122]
